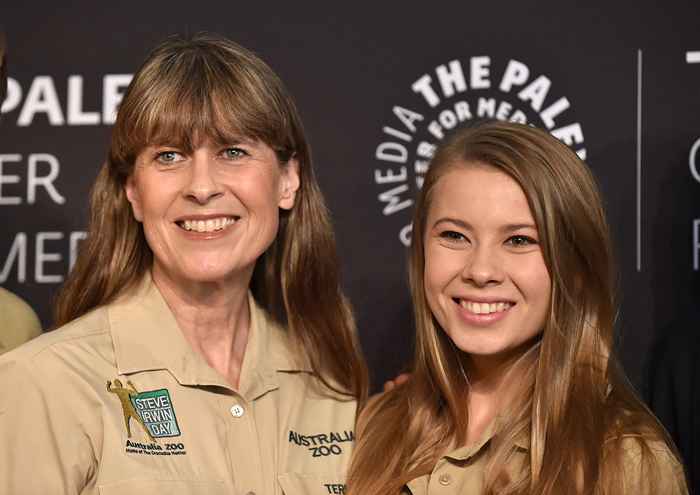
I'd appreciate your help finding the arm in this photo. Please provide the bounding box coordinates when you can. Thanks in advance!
[0,356,94,494]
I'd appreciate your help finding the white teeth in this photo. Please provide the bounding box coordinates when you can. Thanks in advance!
[460,300,512,315]
[179,217,236,233]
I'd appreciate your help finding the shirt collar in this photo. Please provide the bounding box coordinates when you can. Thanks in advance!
[108,275,311,400]
[441,413,530,462]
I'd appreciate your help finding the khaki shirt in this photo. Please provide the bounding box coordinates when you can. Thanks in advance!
[404,422,688,494]
[0,277,355,495]
[0,287,42,355]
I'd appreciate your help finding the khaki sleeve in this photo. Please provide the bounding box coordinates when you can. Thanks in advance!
[619,437,689,495]
[0,355,95,494]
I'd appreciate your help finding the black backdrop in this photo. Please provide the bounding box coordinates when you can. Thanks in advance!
[1,2,699,395]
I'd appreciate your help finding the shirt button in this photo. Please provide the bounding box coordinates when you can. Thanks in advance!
[438,473,451,486]
[230,404,245,418]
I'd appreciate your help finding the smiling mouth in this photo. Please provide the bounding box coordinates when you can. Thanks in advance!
[453,298,514,315]
[175,216,240,233]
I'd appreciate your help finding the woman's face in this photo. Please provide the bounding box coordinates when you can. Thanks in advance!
[423,162,551,365]
[125,137,299,286]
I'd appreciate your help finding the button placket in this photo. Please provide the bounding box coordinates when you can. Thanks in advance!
[226,398,262,495]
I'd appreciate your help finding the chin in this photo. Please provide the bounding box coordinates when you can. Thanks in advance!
[154,255,255,287]
[446,331,510,357]
[170,261,238,284]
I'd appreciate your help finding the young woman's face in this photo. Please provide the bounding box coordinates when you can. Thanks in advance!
[423,162,551,365]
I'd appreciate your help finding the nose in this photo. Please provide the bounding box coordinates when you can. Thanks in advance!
[184,152,224,204]
[461,243,504,287]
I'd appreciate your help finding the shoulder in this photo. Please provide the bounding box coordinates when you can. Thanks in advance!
[607,435,688,494]
[0,287,42,353]
[0,306,111,377]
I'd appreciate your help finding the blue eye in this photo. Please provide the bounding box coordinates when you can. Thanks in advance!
[223,147,248,159]
[155,150,183,164]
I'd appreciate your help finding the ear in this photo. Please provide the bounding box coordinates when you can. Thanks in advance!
[278,157,301,210]
[124,175,144,222]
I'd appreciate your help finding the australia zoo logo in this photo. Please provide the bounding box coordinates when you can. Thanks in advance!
[372,56,587,246]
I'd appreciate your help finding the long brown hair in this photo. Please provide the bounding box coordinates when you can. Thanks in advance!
[54,33,367,400]
[349,120,680,493]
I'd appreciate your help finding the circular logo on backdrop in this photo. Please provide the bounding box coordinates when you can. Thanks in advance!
[372,56,586,246]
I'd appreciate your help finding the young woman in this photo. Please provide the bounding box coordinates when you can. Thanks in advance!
[348,120,687,494]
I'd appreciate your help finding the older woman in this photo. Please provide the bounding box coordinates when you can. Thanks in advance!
[0,33,367,494]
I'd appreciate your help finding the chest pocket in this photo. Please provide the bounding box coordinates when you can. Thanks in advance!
[278,473,347,495]
[98,479,231,495]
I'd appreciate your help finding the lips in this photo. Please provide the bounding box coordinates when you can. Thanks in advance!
[175,215,240,233]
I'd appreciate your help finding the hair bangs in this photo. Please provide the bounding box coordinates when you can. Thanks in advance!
[114,44,293,165]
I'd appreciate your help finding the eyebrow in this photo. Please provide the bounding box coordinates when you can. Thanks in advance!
[149,135,256,149]
[432,217,537,233]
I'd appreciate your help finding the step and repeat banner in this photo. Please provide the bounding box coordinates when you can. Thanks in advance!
[1,3,699,393]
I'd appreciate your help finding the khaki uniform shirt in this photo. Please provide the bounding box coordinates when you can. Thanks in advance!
[0,287,42,355]
[403,422,688,494]
[0,278,355,495]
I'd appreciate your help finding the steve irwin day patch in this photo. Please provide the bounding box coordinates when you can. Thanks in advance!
[108,380,187,456]
[130,388,181,438]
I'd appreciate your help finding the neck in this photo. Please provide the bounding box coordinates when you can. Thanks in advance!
[462,346,535,445]
[151,264,253,389]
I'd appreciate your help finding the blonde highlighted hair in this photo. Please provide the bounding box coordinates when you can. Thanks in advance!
[54,33,367,400]
[349,120,682,493]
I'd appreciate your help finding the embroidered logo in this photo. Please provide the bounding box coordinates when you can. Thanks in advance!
[288,429,354,458]
[107,379,181,439]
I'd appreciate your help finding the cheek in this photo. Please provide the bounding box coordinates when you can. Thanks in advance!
[423,244,460,315]
[237,173,281,214]
[132,173,172,219]
[424,244,463,288]
[423,245,442,297]
[517,258,552,319]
